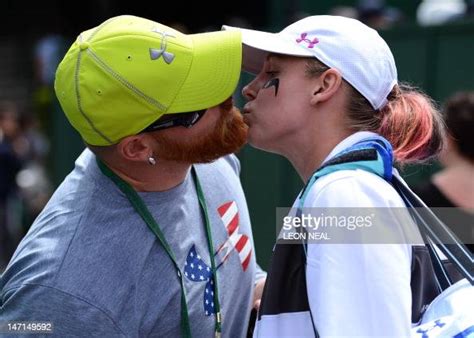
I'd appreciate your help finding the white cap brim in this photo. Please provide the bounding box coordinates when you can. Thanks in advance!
[223,25,314,74]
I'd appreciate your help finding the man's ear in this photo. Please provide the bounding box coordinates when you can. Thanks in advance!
[310,68,343,106]
[116,135,153,162]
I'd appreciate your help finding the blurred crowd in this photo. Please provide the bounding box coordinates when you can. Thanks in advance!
[328,0,474,30]
[0,29,64,269]
[0,100,52,269]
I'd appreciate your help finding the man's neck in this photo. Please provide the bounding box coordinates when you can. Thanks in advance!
[104,158,192,192]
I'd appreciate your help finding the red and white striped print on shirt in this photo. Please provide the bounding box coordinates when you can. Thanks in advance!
[215,201,252,271]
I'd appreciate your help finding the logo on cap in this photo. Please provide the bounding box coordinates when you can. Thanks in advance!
[150,29,175,64]
[296,32,319,48]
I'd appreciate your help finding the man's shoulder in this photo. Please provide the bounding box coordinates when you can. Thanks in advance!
[221,154,241,174]
[1,154,136,300]
[0,283,126,336]
[196,154,241,177]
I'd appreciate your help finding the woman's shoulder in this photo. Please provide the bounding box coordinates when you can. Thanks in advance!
[304,168,406,208]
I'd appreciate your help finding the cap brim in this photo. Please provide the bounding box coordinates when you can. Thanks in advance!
[222,25,313,74]
[168,30,242,113]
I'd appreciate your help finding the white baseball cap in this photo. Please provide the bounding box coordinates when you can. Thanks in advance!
[223,15,398,110]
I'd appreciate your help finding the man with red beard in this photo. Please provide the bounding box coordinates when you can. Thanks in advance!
[0,16,265,337]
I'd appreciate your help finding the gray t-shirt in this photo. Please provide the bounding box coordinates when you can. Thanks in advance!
[0,150,263,337]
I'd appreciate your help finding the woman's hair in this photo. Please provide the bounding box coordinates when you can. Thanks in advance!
[305,58,445,164]
[442,91,474,161]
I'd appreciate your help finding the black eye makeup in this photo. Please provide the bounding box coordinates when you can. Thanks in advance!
[262,77,280,96]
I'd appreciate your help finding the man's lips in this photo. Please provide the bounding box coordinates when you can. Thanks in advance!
[243,115,251,125]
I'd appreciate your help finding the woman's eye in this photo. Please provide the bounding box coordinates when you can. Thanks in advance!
[265,71,277,78]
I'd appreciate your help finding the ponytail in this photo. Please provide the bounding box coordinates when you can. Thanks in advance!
[379,84,445,163]
[347,83,446,164]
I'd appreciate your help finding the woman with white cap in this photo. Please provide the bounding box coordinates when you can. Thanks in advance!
[224,16,446,337]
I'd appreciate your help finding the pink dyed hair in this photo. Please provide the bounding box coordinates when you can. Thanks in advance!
[347,83,445,164]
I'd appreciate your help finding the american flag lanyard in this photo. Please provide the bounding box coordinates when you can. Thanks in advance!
[97,159,222,338]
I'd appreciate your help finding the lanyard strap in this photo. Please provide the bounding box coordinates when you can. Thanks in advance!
[97,159,222,337]
[192,168,222,336]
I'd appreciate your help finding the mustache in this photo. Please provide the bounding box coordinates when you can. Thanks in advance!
[151,103,248,164]
[192,105,247,163]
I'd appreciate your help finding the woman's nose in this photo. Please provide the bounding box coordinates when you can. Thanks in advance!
[242,80,258,101]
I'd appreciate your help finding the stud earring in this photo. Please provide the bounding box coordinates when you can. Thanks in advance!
[148,156,156,165]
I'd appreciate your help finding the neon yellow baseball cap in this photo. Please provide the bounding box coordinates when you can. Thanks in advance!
[54,15,242,146]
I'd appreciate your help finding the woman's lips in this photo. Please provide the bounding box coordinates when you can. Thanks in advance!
[242,104,253,125]
[243,103,251,115]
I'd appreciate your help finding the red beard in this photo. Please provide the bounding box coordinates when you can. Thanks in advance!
[151,99,248,163]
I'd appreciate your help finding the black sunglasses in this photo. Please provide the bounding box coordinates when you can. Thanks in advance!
[141,109,207,133]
